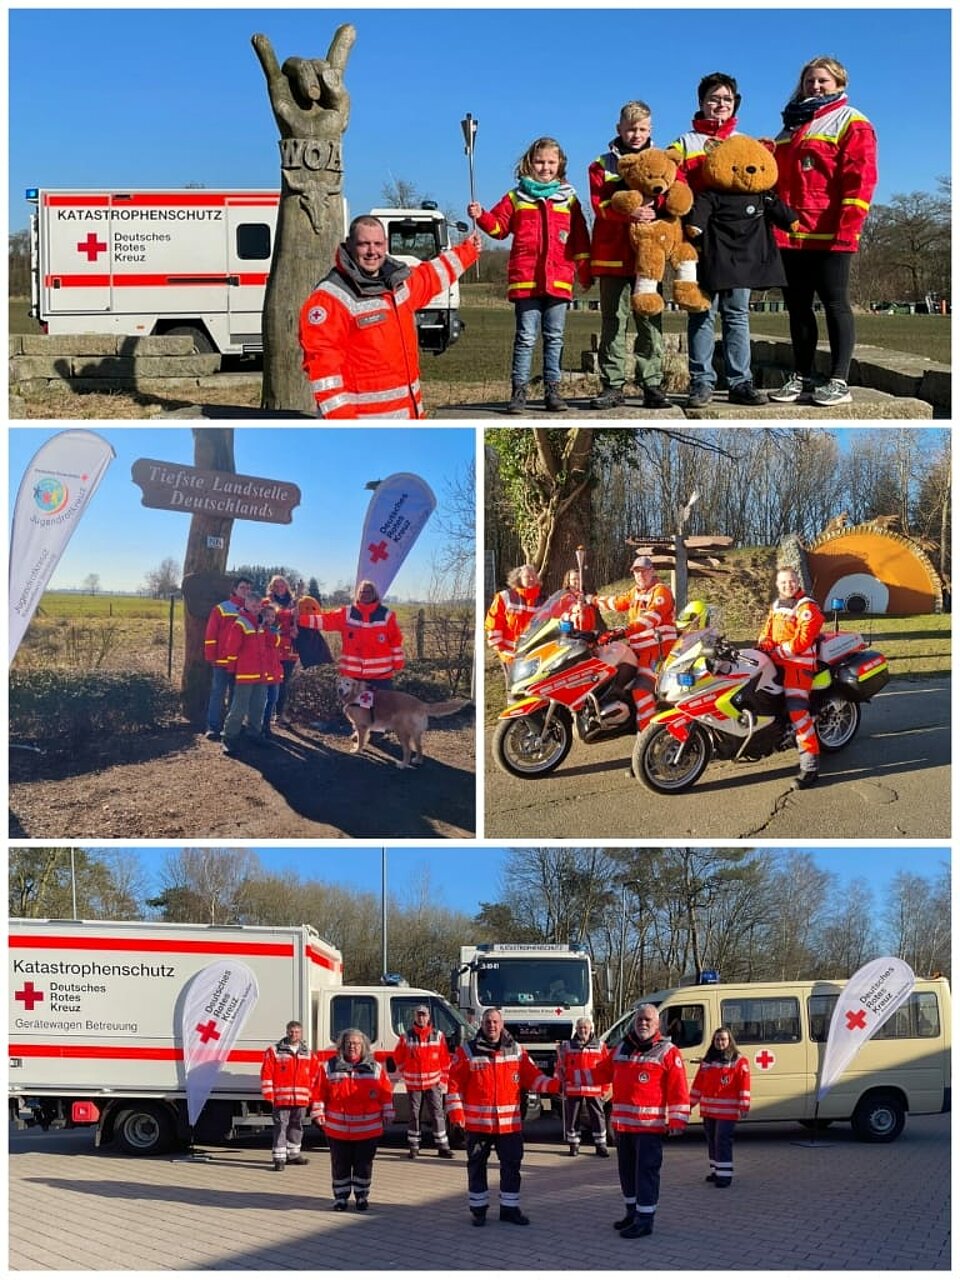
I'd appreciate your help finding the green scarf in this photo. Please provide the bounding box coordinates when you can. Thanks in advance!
[519,175,562,200]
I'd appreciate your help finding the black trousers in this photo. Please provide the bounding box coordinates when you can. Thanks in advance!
[616,1130,664,1222]
[328,1136,378,1205]
[780,249,855,380]
[563,1096,607,1145]
[703,1117,737,1181]
[466,1130,523,1210]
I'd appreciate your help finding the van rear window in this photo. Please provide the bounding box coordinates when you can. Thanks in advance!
[808,991,941,1042]
[721,997,800,1043]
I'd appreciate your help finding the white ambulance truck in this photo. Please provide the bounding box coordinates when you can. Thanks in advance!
[27,189,465,357]
[602,976,951,1142]
[9,919,472,1155]
[452,942,594,1080]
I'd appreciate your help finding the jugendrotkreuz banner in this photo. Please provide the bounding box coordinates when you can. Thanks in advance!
[181,961,260,1126]
[9,430,116,663]
[817,956,915,1100]
[355,472,437,599]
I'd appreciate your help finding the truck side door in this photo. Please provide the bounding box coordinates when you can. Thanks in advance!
[224,198,275,352]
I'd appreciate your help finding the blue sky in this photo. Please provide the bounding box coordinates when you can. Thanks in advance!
[8,427,474,598]
[9,8,950,233]
[108,846,948,918]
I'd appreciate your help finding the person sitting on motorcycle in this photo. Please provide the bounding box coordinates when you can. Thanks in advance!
[756,565,825,789]
[589,555,678,731]
[485,564,544,689]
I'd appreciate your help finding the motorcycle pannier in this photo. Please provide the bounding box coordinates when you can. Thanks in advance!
[837,650,890,702]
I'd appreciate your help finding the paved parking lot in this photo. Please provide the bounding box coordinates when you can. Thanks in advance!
[9,1114,949,1270]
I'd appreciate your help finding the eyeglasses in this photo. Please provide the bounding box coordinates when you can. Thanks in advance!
[705,96,735,105]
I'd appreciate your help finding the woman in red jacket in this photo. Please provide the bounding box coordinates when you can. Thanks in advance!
[770,55,878,408]
[468,136,592,414]
[689,1027,751,1188]
[311,1029,394,1212]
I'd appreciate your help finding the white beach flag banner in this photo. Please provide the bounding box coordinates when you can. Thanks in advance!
[817,957,915,1101]
[355,472,437,599]
[181,961,260,1126]
[9,430,116,662]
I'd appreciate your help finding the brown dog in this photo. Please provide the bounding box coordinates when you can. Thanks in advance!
[337,677,470,769]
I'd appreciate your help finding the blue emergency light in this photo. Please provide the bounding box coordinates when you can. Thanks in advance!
[698,969,720,984]
[559,620,572,634]
[830,597,845,611]
[25,188,38,201]
[677,673,696,687]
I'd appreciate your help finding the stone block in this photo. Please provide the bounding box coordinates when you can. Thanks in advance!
[10,356,68,380]
[8,335,24,356]
[68,355,220,378]
[20,334,119,356]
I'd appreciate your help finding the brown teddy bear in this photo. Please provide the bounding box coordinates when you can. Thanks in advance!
[611,149,711,315]
[683,134,799,295]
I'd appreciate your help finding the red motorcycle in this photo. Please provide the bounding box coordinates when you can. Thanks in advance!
[492,590,641,777]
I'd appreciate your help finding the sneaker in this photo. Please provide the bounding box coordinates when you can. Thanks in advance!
[686,384,713,408]
[812,377,853,406]
[506,384,527,415]
[643,384,672,410]
[545,383,568,412]
[222,741,241,758]
[769,372,807,403]
[728,381,768,407]
[590,385,625,410]
[499,1207,530,1226]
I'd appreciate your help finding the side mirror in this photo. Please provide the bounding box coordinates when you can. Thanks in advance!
[455,220,469,233]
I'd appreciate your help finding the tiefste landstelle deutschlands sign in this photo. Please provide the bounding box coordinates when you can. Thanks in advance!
[131,458,301,524]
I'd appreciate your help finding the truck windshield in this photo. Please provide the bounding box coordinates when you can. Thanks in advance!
[475,959,590,1007]
[386,223,441,262]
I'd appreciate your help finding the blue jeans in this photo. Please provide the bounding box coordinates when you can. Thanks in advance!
[262,683,279,732]
[687,287,752,390]
[512,297,567,385]
[206,665,235,733]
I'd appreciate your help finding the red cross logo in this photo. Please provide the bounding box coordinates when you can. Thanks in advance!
[845,1008,868,1030]
[554,1006,564,1016]
[755,1050,776,1071]
[77,233,108,261]
[368,540,389,564]
[15,981,44,1011]
[195,1019,221,1044]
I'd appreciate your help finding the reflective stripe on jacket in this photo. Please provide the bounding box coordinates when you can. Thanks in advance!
[556,1037,609,1097]
[260,1040,317,1107]
[774,98,878,251]
[311,1057,394,1141]
[301,602,404,680]
[300,241,479,419]
[595,581,677,663]
[593,1034,690,1133]
[666,117,740,193]
[484,586,541,659]
[393,1024,452,1091]
[223,612,280,683]
[690,1054,751,1120]
[204,593,245,666]
[588,148,637,277]
[477,185,591,300]
[446,1038,559,1133]
[758,593,824,668]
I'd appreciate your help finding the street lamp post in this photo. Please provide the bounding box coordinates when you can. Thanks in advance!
[381,848,388,978]
[618,880,643,1018]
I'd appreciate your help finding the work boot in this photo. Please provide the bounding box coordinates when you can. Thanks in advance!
[545,382,568,412]
[273,1158,285,1171]
[286,1155,309,1166]
[568,1142,579,1157]
[355,1198,370,1212]
[642,384,672,409]
[499,1207,530,1226]
[437,1146,454,1158]
[794,769,819,790]
[714,1178,732,1188]
[507,383,527,414]
[705,1173,717,1182]
[613,1214,635,1231]
[470,1208,487,1228]
[408,1147,418,1159]
[590,384,625,410]
[595,1145,610,1158]
[686,383,713,408]
[620,1219,654,1239]
[728,380,768,407]
[333,1200,348,1212]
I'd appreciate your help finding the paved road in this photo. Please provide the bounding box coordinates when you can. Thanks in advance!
[484,678,950,839]
[9,1114,949,1270]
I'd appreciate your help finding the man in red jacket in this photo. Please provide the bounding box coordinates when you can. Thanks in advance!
[299,580,404,687]
[446,1008,559,1227]
[260,1020,316,1171]
[593,1004,690,1239]
[203,576,253,740]
[300,216,481,419]
[393,1005,454,1159]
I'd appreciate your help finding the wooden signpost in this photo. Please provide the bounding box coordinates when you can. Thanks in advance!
[131,428,302,725]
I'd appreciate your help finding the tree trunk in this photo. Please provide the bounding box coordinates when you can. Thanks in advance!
[181,430,236,726]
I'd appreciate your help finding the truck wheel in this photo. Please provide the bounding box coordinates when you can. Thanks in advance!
[114,1103,175,1156]
[165,324,215,355]
[850,1092,905,1143]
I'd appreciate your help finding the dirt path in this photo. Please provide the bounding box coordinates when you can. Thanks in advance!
[9,718,475,839]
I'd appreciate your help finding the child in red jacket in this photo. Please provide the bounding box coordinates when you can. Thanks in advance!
[468,136,591,414]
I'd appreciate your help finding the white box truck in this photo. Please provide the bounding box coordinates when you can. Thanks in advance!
[9,918,472,1155]
[27,189,465,357]
[452,942,594,1079]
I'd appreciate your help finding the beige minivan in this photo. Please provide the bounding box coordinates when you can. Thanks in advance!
[602,977,951,1142]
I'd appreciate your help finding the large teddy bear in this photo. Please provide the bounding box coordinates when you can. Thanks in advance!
[683,134,799,295]
[611,149,711,315]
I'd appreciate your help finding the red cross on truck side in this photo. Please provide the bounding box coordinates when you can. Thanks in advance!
[15,981,44,1011]
[77,232,108,261]
[368,540,389,564]
[195,1019,221,1044]
[755,1049,776,1070]
[845,1008,868,1030]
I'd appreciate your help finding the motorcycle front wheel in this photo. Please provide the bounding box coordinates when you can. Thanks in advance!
[492,712,573,778]
[633,722,711,793]
[816,692,862,752]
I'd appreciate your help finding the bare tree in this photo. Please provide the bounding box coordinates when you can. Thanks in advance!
[83,573,101,596]
[150,848,260,924]
[143,557,181,598]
